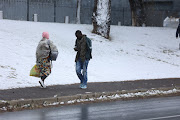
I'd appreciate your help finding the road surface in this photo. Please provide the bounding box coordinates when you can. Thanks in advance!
[0,96,180,120]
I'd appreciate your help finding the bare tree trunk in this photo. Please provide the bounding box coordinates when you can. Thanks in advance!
[129,0,145,26]
[92,0,111,39]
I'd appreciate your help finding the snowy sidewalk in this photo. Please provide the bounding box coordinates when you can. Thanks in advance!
[0,78,180,112]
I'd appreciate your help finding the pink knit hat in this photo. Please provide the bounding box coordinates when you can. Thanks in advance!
[42,32,49,39]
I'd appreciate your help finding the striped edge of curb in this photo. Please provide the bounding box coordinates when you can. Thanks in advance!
[0,87,180,112]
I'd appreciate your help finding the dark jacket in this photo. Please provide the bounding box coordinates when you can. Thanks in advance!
[176,24,180,38]
[74,35,92,62]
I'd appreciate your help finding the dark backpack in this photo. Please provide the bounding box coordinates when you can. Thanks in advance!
[86,37,92,59]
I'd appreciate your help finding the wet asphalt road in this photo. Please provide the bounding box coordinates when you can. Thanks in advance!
[0,96,180,120]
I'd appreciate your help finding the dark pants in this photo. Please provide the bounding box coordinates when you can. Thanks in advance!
[76,59,89,86]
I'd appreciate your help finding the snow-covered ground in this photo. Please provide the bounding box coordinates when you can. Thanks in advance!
[0,20,180,90]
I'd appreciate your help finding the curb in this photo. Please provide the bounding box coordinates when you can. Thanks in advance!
[0,87,180,112]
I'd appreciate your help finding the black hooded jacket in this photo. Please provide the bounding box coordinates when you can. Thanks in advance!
[74,35,92,62]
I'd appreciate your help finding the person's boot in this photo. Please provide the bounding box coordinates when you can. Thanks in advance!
[39,75,47,88]
[39,80,46,88]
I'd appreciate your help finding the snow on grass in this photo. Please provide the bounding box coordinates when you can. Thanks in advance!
[0,19,180,90]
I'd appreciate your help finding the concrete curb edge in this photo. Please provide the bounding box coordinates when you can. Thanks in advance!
[0,87,180,112]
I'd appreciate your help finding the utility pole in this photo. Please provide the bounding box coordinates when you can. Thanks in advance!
[27,0,29,21]
[54,0,56,22]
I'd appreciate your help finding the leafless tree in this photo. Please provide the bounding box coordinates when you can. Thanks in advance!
[129,0,145,26]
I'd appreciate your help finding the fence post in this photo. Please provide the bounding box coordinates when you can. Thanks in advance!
[142,23,146,27]
[65,16,69,23]
[0,11,3,19]
[118,21,121,26]
[27,0,29,21]
[34,14,38,22]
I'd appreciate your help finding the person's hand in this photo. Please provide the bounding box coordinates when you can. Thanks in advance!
[47,56,51,62]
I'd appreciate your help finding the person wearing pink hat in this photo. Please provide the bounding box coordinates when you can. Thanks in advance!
[36,32,58,88]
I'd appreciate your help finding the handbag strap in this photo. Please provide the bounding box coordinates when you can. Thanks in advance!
[47,40,51,52]
[47,40,52,62]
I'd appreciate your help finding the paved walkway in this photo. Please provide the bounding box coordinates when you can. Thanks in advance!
[1,78,180,101]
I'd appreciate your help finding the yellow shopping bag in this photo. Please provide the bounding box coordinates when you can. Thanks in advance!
[30,64,40,77]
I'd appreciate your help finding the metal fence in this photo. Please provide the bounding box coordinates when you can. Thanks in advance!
[0,0,77,23]
[0,0,132,25]
[0,0,27,20]
[80,0,94,24]
[28,0,54,22]
[55,0,77,23]
[1,0,179,26]
[144,1,174,26]
[111,0,131,26]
